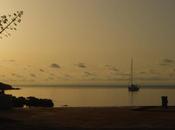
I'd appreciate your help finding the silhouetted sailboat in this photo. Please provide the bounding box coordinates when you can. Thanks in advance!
[128,59,139,91]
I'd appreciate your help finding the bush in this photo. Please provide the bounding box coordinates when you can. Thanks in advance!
[26,96,54,107]
[12,96,26,108]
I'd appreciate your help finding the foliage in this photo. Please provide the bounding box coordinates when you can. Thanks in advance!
[0,11,24,39]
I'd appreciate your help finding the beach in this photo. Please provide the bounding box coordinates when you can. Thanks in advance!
[0,107,175,129]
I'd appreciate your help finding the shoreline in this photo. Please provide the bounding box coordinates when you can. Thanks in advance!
[0,106,175,129]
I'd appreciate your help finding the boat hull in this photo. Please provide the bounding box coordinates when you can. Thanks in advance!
[128,84,139,91]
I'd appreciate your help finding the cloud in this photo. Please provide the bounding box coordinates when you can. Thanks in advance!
[27,65,32,68]
[11,73,23,78]
[64,74,72,78]
[30,73,36,77]
[105,64,111,67]
[139,71,147,74]
[61,74,72,80]
[163,59,174,63]
[50,73,55,76]
[149,69,160,75]
[117,73,129,77]
[47,77,54,80]
[8,59,16,62]
[23,67,28,70]
[84,71,96,77]
[76,63,87,68]
[160,63,168,66]
[1,75,5,77]
[11,73,16,76]
[169,73,175,78]
[160,58,174,66]
[2,59,16,62]
[105,64,118,72]
[39,69,45,72]
[111,68,119,72]
[50,63,61,69]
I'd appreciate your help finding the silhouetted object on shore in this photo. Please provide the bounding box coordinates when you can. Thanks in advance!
[161,96,168,110]
[0,11,23,39]
[26,96,54,107]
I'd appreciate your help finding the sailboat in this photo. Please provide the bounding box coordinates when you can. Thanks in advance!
[128,59,139,92]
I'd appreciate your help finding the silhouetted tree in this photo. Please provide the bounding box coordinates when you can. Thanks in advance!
[0,11,23,39]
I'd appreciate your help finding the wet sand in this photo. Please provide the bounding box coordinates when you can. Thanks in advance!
[0,107,175,129]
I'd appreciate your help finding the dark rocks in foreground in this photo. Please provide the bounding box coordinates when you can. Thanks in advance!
[0,94,14,109]
[0,82,54,109]
[26,96,54,107]
[0,94,54,109]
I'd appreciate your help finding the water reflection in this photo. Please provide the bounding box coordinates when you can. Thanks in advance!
[129,91,139,106]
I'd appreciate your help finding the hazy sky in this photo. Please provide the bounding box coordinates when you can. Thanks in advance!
[0,0,175,85]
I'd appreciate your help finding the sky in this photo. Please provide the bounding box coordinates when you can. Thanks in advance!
[0,0,175,85]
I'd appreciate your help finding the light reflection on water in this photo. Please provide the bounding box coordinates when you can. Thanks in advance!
[5,85,175,107]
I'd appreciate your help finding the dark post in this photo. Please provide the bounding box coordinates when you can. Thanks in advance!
[161,96,168,110]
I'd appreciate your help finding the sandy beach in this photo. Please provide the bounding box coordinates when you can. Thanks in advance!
[0,107,175,129]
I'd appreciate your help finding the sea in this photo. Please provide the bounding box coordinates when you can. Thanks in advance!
[5,85,175,107]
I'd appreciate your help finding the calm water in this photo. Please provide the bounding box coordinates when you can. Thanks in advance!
[5,85,175,107]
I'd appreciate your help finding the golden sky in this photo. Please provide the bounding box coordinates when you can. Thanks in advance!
[0,0,175,85]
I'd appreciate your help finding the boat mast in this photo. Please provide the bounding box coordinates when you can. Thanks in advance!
[131,58,133,85]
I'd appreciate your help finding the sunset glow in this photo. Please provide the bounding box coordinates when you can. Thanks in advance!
[0,0,175,85]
